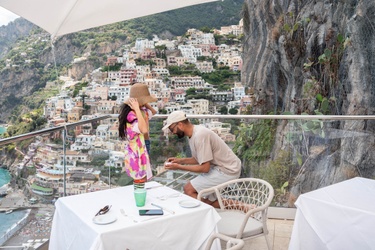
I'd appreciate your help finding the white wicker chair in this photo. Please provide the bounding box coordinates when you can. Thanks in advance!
[198,178,274,250]
[205,232,245,250]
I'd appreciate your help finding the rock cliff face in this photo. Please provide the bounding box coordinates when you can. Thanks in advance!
[242,0,375,204]
[0,34,124,122]
[0,18,35,59]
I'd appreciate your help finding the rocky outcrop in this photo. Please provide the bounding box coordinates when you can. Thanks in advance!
[0,33,124,122]
[0,18,35,60]
[242,0,375,205]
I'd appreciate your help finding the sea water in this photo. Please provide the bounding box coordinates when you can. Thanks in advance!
[0,168,27,242]
[0,168,11,187]
[0,209,30,246]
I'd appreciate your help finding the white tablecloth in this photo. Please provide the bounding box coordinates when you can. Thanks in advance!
[289,177,375,250]
[49,182,221,250]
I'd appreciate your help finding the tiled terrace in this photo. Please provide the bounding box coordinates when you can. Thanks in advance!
[232,206,295,250]
[240,218,293,250]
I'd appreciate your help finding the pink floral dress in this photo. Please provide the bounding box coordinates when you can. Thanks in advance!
[123,108,153,180]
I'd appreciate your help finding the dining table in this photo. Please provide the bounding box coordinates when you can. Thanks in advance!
[49,181,221,250]
[289,177,375,250]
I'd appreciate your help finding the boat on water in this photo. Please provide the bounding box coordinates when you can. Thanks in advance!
[29,197,38,204]
[5,209,13,214]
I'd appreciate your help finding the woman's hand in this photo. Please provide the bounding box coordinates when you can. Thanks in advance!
[129,98,148,134]
[128,98,140,111]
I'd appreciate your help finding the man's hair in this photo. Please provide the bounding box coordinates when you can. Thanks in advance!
[179,119,189,125]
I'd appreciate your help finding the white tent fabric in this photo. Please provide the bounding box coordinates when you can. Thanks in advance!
[0,0,217,38]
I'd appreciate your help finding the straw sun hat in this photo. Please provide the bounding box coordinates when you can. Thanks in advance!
[125,83,157,106]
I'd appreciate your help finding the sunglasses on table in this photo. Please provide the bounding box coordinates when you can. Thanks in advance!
[95,205,111,216]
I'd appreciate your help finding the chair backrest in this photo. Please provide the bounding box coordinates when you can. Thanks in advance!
[215,178,274,220]
[205,232,245,250]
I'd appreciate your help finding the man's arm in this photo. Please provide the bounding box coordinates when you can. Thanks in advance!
[167,157,198,165]
[165,160,210,173]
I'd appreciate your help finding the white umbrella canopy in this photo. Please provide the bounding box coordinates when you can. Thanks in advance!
[0,0,217,38]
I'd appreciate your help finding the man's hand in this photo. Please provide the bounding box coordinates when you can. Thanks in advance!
[166,157,182,164]
[164,162,179,170]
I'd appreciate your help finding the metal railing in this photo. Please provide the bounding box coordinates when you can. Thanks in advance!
[2,113,375,197]
[0,115,111,147]
[0,115,111,197]
[2,114,374,147]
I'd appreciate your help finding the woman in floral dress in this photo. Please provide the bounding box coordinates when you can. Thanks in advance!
[118,83,157,181]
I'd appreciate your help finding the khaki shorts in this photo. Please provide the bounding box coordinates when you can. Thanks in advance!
[190,167,240,201]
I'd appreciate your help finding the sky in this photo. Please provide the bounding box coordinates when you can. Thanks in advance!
[0,7,19,27]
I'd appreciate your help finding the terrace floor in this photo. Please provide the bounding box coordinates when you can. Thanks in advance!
[223,207,295,250]
[238,218,294,250]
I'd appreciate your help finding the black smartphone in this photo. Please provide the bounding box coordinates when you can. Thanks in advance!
[139,209,164,216]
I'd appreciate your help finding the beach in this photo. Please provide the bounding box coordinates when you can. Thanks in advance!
[0,209,30,246]
[2,206,54,249]
[0,188,55,249]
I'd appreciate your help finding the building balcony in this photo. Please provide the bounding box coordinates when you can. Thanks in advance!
[0,113,373,249]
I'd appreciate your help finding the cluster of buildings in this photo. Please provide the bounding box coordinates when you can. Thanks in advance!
[16,20,253,198]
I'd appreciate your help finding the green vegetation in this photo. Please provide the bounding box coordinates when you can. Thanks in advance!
[72,82,89,97]
[185,88,211,100]
[168,65,200,76]
[215,34,242,45]
[229,107,238,114]
[135,59,155,66]
[201,68,240,90]
[155,45,167,58]
[168,66,240,91]
[260,150,292,203]
[233,118,277,177]
[219,106,228,114]
[90,155,109,167]
[233,118,293,205]
[6,109,47,137]
[277,12,347,116]
[3,83,59,140]
[101,64,122,72]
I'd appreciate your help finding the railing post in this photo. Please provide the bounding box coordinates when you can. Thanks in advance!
[63,128,67,197]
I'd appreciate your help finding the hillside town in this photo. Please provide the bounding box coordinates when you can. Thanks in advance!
[2,20,251,201]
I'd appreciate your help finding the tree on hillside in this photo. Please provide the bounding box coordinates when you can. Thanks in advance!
[229,107,238,115]
[219,106,228,114]
[199,26,213,33]
[155,45,167,58]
